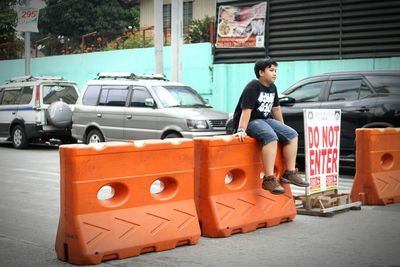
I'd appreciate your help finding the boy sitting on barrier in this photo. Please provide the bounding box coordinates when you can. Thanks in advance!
[231,57,309,194]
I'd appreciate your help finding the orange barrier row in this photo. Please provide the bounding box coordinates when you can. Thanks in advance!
[350,128,400,205]
[194,136,296,237]
[55,140,200,265]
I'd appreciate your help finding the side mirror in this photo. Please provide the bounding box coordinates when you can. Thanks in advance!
[145,98,155,108]
[279,96,295,106]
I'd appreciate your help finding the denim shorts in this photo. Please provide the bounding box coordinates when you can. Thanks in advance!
[247,118,298,145]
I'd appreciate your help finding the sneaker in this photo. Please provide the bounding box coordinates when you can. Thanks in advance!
[262,175,286,194]
[281,168,310,187]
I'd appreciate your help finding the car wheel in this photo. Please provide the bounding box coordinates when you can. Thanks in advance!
[164,132,182,139]
[12,125,29,149]
[86,129,104,144]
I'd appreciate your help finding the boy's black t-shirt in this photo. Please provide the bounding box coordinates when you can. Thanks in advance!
[231,79,280,132]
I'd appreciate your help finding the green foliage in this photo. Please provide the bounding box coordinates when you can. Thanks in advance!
[0,1,17,42]
[186,15,213,43]
[38,0,140,36]
[105,29,153,50]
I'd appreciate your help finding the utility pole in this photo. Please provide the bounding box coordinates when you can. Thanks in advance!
[24,0,31,75]
[171,0,183,82]
[154,0,164,74]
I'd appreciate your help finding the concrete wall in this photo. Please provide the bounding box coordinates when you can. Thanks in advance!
[1,43,399,113]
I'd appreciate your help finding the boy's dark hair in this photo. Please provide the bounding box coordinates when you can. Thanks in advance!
[254,57,278,78]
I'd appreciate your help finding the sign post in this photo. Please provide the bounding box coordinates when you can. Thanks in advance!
[16,1,40,76]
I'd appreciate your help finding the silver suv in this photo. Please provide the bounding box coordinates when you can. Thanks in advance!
[72,72,228,144]
[0,76,80,148]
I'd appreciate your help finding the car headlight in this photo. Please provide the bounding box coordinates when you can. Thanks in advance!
[187,119,208,129]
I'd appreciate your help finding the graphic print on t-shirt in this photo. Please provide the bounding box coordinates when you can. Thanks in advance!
[257,92,275,117]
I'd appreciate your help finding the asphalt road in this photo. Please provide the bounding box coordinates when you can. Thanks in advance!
[0,142,399,267]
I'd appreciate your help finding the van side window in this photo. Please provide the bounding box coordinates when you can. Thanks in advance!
[18,86,33,104]
[99,86,128,106]
[359,82,373,99]
[82,85,101,106]
[328,79,362,101]
[287,81,325,102]
[131,87,152,107]
[1,88,21,105]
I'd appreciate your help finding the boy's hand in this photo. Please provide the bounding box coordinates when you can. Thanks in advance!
[233,128,247,142]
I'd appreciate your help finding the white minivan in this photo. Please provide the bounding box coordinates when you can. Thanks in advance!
[0,76,80,148]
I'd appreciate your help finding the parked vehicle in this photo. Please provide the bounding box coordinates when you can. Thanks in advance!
[226,70,400,170]
[0,76,80,149]
[72,72,228,144]
[279,70,400,169]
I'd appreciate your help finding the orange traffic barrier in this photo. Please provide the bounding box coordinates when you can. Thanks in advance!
[55,140,200,265]
[194,136,296,237]
[350,128,400,205]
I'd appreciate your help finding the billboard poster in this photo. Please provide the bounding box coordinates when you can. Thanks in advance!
[215,1,267,48]
[304,109,341,195]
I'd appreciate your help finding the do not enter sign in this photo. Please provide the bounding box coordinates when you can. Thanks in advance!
[304,109,341,195]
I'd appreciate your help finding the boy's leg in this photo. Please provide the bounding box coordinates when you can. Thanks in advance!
[282,135,298,171]
[247,119,285,194]
[261,140,277,176]
[266,119,309,187]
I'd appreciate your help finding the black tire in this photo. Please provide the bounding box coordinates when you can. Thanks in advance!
[61,137,78,144]
[226,118,234,134]
[86,129,104,144]
[12,125,29,149]
[164,132,182,139]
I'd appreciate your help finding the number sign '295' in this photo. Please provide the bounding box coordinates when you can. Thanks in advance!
[21,9,38,18]
[16,7,39,32]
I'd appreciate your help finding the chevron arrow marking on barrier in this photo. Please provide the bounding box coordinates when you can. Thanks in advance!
[216,201,235,222]
[375,173,400,194]
[146,213,171,236]
[236,197,256,217]
[82,222,111,246]
[375,176,390,194]
[282,194,295,210]
[388,175,400,193]
[114,217,141,239]
[173,209,196,231]
[256,194,276,213]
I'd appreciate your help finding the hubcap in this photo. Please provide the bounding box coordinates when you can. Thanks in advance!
[13,129,22,146]
[89,134,101,143]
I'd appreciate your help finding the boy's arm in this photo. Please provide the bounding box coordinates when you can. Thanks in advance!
[272,106,284,123]
[235,108,252,142]
[238,108,252,131]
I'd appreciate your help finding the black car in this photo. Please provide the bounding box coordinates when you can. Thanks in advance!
[279,70,400,170]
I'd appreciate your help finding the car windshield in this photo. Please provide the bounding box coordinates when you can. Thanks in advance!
[365,75,400,94]
[42,84,79,104]
[152,85,209,108]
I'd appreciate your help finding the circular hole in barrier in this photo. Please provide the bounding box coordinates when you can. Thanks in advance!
[380,153,394,170]
[97,183,129,207]
[97,185,115,200]
[151,177,178,201]
[224,169,246,190]
[150,179,165,194]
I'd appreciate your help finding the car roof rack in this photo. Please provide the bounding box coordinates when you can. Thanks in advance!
[96,72,167,81]
[7,76,64,83]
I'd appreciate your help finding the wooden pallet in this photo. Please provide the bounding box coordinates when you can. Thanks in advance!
[294,190,362,217]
